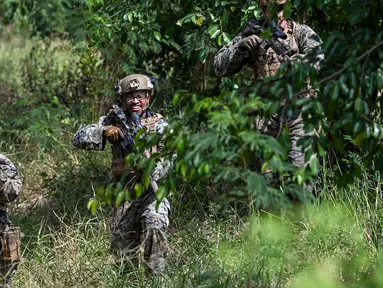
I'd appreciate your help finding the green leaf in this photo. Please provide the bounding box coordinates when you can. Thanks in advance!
[143,172,151,189]
[283,1,292,18]
[134,183,143,197]
[16,99,29,107]
[105,183,114,205]
[309,154,320,175]
[153,31,162,41]
[353,121,362,134]
[181,163,187,178]
[176,138,185,154]
[204,164,211,175]
[126,154,135,168]
[261,162,269,173]
[247,173,267,197]
[114,182,123,193]
[199,49,208,63]
[115,191,124,207]
[197,163,205,176]
[146,158,156,174]
[138,157,147,170]
[211,29,220,39]
[123,12,133,22]
[87,199,98,215]
[330,83,339,101]
[156,186,166,201]
[222,32,231,44]
[354,98,368,115]
[87,199,93,211]
[208,25,220,38]
[218,34,222,46]
[96,185,105,197]
[188,167,196,181]
[124,190,131,201]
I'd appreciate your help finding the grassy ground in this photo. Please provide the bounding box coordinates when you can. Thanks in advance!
[7,147,382,287]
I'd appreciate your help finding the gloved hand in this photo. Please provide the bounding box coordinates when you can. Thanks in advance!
[239,35,263,53]
[103,125,123,142]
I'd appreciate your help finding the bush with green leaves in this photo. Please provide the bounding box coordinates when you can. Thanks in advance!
[77,0,383,213]
[2,0,383,209]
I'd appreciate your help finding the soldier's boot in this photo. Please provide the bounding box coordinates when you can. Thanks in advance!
[148,256,165,276]
[0,262,17,288]
[143,228,168,276]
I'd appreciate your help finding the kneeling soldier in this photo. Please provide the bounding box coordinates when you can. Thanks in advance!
[0,155,22,287]
[73,74,171,275]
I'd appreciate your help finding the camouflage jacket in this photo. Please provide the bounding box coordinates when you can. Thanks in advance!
[213,20,324,78]
[72,108,170,182]
[0,155,22,204]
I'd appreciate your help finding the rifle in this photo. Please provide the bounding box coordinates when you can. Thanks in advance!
[241,19,291,58]
[106,103,136,150]
[106,104,159,193]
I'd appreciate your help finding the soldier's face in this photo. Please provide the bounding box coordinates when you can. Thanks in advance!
[260,3,284,22]
[123,91,150,116]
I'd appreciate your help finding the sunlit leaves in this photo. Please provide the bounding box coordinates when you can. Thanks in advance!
[134,183,143,198]
[87,198,99,215]
[309,155,320,175]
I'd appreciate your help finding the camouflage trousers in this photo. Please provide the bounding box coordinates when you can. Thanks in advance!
[255,112,315,194]
[255,112,311,168]
[0,213,17,288]
[110,191,170,275]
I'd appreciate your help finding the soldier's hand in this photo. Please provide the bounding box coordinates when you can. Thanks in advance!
[239,35,263,52]
[104,125,123,142]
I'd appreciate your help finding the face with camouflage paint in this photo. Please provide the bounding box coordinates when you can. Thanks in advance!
[123,90,151,117]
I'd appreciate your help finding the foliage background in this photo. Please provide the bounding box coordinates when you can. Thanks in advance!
[1,0,383,286]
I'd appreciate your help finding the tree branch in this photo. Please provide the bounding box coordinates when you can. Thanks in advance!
[318,40,383,85]
[292,40,383,99]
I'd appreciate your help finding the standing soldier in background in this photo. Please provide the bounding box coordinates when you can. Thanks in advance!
[214,0,324,184]
[72,74,171,275]
[0,155,22,287]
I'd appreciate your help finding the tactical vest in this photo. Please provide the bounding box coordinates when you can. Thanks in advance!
[252,20,299,79]
[111,113,164,179]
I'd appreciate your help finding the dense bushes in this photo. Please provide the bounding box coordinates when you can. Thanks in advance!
[1,0,383,209]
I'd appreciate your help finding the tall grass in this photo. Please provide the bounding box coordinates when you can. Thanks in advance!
[9,143,383,287]
[12,171,382,287]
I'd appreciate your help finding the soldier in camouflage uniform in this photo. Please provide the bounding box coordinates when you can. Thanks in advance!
[0,155,22,288]
[72,74,171,275]
[214,0,324,175]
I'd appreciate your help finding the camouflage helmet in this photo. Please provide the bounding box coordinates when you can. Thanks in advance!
[258,0,286,6]
[117,74,154,96]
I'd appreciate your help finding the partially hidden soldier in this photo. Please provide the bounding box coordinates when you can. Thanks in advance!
[72,74,171,275]
[0,155,22,288]
[214,0,324,188]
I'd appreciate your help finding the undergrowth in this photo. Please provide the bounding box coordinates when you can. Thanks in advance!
[1,30,383,288]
